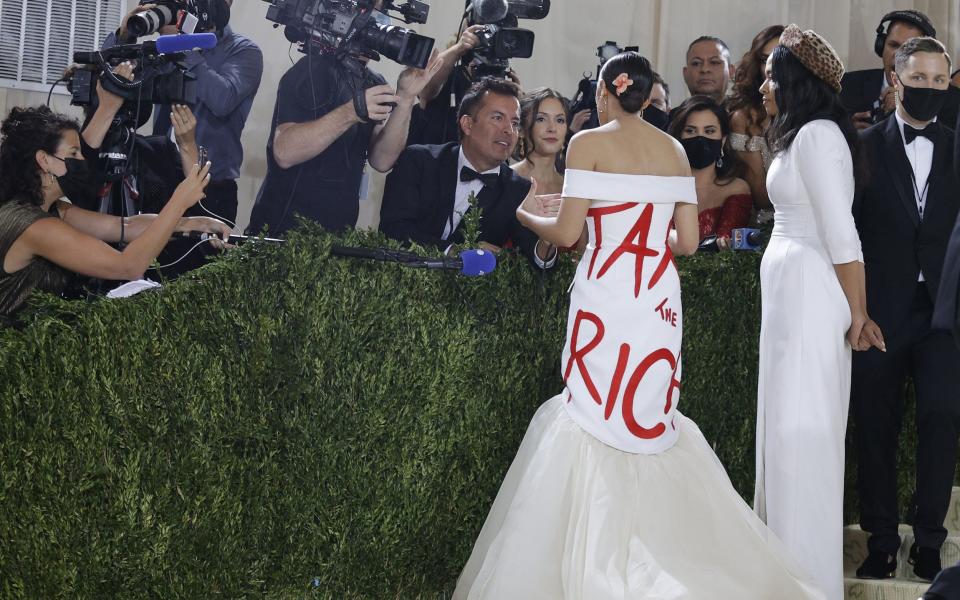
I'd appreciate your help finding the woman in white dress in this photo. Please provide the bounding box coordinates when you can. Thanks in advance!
[453,52,824,600]
[754,25,886,600]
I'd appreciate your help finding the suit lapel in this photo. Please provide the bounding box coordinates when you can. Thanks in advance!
[880,115,920,228]
[437,144,461,236]
[923,123,950,224]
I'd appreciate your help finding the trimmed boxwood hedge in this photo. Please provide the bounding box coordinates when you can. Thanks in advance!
[0,225,921,598]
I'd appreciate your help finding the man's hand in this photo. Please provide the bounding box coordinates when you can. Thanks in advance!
[851,110,873,131]
[570,109,592,134]
[504,67,522,90]
[880,86,897,115]
[454,25,484,57]
[171,104,198,148]
[397,50,443,103]
[97,61,135,112]
[478,241,502,254]
[354,85,401,123]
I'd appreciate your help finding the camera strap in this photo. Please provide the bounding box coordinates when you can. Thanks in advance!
[353,89,370,122]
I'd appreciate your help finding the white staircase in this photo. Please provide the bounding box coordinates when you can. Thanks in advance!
[842,486,960,599]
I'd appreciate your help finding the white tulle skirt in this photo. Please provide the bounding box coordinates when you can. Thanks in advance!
[453,396,826,600]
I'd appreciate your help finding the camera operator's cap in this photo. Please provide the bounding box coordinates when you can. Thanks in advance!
[779,23,844,93]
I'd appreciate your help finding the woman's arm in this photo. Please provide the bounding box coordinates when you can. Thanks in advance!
[669,202,700,256]
[729,110,771,208]
[516,135,593,247]
[18,163,212,281]
[58,202,230,245]
[834,261,885,351]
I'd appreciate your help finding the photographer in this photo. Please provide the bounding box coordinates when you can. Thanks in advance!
[0,106,226,315]
[246,28,441,235]
[407,24,524,146]
[107,0,263,224]
[76,61,200,215]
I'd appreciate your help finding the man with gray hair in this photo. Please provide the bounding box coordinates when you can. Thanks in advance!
[851,36,960,583]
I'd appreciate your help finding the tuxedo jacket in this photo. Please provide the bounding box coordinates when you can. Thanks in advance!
[933,110,960,340]
[379,142,544,264]
[853,115,960,341]
[840,68,960,127]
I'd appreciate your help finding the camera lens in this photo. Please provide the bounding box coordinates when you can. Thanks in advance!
[357,23,435,69]
[127,4,177,37]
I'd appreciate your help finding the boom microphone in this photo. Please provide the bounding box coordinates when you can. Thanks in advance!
[330,245,497,276]
[155,33,218,54]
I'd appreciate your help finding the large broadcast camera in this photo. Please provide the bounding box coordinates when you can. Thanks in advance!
[570,41,637,131]
[463,0,550,78]
[67,36,211,184]
[262,0,435,69]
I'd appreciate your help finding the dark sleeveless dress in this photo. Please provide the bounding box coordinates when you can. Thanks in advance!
[0,200,72,315]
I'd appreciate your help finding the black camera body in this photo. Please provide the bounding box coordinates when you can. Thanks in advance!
[465,0,549,78]
[570,41,637,131]
[68,42,198,182]
[262,0,435,69]
[128,0,228,37]
[69,42,197,109]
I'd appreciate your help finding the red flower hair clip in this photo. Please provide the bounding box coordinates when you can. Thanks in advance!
[613,73,634,96]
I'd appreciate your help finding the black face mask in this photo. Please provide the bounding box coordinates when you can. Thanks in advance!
[643,105,670,131]
[51,156,92,200]
[899,83,949,122]
[680,136,723,170]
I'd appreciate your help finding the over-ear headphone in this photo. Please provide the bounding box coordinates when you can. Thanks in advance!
[874,10,936,58]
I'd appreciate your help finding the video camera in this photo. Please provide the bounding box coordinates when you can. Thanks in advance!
[262,0,435,69]
[67,35,212,182]
[570,41,637,131]
[127,0,230,37]
[463,0,550,78]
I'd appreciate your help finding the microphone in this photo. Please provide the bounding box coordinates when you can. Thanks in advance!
[410,249,497,276]
[330,245,497,276]
[155,33,218,54]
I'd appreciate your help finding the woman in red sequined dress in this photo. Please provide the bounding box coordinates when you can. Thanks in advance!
[669,96,752,249]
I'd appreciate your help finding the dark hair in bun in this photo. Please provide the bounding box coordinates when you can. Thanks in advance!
[601,52,654,114]
[0,106,80,207]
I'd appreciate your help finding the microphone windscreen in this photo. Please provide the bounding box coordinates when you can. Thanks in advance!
[473,0,509,24]
[155,32,218,54]
[459,249,497,276]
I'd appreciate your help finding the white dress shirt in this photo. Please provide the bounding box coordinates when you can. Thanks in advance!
[443,147,499,240]
[895,111,935,281]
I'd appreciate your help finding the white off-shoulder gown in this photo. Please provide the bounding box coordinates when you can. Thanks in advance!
[453,169,824,600]
[755,120,864,600]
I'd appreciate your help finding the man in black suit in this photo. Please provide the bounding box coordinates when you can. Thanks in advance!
[852,37,960,582]
[841,9,960,131]
[380,77,557,267]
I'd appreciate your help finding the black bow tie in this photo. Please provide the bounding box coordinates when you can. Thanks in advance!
[460,166,500,187]
[904,123,938,145]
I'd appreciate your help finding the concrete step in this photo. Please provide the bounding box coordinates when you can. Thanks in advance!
[844,524,960,580]
[844,576,929,600]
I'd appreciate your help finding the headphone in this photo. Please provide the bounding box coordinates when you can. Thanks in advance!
[874,10,936,57]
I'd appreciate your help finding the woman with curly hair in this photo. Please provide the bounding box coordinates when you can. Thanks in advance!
[0,105,224,315]
[727,25,784,209]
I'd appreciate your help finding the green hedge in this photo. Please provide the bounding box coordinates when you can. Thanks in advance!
[0,226,920,598]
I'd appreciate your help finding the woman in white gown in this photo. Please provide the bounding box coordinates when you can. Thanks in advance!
[753,25,885,600]
[453,52,824,600]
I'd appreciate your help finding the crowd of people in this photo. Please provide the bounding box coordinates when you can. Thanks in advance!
[1,3,960,598]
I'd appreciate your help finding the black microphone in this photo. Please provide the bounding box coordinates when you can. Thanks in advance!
[330,245,497,276]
